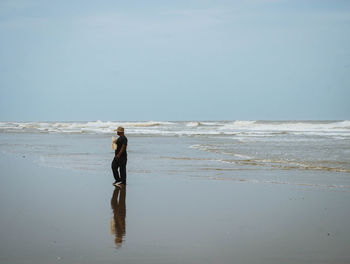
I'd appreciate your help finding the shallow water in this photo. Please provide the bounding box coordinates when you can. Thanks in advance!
[0,121,349,190]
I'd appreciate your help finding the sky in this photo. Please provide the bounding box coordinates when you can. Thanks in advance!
[0,0,349,121]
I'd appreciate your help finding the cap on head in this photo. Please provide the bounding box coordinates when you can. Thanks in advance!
[115,126,124,133]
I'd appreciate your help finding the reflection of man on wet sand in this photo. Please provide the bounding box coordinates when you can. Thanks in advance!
[110,186,126,248]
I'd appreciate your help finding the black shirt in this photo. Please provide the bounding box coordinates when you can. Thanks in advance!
[115,135,127,160]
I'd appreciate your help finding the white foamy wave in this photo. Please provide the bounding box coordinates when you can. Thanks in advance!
[0,120,349,137]
[332,120,350,128]
[185,121,201,127]
[232,120,257,126]
[119,121,172,127]
[234,154,253,159]
[221,120,350,132]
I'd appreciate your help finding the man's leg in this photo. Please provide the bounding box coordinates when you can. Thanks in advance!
[111,158,121,183]
[119,160,127,184]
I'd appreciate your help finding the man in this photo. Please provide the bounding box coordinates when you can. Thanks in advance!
[111,126,128,186]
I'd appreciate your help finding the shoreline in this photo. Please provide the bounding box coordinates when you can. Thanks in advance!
[1,151,350,263]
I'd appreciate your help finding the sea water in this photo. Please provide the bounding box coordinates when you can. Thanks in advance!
[0,120,349,190]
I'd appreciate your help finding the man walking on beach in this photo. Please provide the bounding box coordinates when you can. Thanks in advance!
[112,127,128,186]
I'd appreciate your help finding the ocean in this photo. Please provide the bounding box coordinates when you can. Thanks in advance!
[0,120,349,190]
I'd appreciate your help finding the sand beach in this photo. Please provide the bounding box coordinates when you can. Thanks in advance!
[0,121,350,263]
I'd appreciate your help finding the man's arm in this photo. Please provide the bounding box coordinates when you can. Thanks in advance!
[116,144,126,159]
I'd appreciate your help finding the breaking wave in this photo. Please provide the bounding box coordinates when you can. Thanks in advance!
[0,120,349,138]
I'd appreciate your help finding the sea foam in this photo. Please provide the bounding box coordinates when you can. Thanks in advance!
[0,120,349,138]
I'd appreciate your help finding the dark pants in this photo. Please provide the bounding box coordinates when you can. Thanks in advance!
[112,158,127,184]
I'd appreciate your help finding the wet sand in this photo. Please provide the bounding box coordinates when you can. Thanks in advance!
[0,152,350,264]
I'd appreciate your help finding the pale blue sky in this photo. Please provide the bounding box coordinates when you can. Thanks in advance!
[0,0,349,121]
